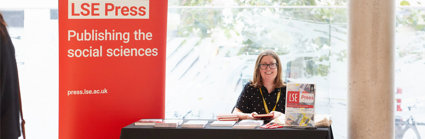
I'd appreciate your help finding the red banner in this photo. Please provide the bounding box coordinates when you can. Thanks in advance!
[59,0,167,138]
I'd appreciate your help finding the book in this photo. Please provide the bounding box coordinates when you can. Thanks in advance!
[209,121,236,127]
[134,119,163,126]
[217,117,239,121]
[217,114,239,121]
[285,83,316,127]
[232,119,264,129]
[154,119,183,128]
[253,113,274,118]
[181,120,209,128]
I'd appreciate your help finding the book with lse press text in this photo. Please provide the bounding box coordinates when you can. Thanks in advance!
[285,83,316,127]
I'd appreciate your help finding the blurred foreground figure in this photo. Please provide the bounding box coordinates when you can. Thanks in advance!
[0,12,25,139]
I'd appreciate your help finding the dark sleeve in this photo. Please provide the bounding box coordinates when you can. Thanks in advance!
[1,25,3,97]
[0,26,3,135]
[0,23,22,138]
[234,82,252,113]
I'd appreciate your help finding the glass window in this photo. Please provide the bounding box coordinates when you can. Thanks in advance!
[394,1,425,138]
[165,1,348,138]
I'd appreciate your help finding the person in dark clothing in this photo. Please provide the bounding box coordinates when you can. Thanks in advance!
[233,50,286,120]
[0,12,24,139]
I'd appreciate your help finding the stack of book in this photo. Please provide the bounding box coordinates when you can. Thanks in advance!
[232,119,264,129]
[181,120,209,128]
[134,119,163,126]
[154,119,183,128]
[217,114,239,121]
[209,121,237,127]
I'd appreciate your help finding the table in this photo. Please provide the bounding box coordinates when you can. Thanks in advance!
[121,120,333,139]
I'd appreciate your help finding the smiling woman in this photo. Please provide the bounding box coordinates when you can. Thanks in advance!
[232,50,287,120]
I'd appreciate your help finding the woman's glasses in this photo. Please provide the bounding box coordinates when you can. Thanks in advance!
[259,63,278,70]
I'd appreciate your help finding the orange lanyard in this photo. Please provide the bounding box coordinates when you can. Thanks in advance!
[259,88,281,114]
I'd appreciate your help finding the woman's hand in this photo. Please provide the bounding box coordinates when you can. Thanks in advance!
[235,112,255,120]
[233,112,255,120]
[233,108,256,120]
[270,111,283,119]
[250,112,259,119]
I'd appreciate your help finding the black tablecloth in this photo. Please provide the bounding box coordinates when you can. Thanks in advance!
[121,120,333,139]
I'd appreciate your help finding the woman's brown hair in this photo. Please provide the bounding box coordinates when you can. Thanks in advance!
[251,50,285,88]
